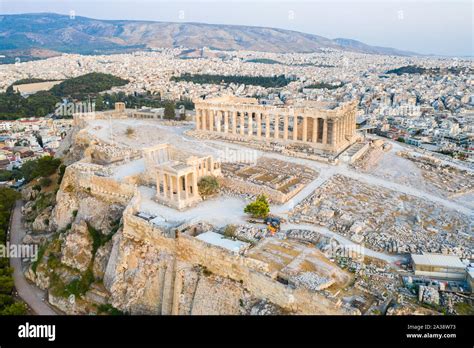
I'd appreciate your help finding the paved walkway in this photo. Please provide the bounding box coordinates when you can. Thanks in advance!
[9,200,58,315]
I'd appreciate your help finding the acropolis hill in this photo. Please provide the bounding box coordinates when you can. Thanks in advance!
[23,100,473,316]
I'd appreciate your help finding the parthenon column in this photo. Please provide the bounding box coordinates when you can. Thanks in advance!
[216,111,222,132]
[209,110,214,132]
[322,119,328,144]
[224,111,229,133]
[240,112,245,135]
[302,116,308,142]
[195,109,201,130]
[202,109,207,130]
[256,113,261,138]
[274,115,279,139]
[248,113,253,136]
[232,111,237,134]
[265,114,270,139]
[283,115,288,140]
[312,117,318,143]
[293,116,298,141]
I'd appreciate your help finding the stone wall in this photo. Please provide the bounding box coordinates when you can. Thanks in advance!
[103,205,355,315]
[218,176,295,203]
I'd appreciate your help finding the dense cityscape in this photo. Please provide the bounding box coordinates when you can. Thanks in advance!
[0,3,472,346]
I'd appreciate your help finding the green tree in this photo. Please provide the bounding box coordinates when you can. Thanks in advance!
[0,302,28,315]
[0,171,13,182]
[19,156,61,182]
[197,176,220,197]
[244,194,270,219]
[163,102,176,120]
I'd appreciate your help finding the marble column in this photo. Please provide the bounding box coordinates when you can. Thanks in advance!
[184,174,189,200]
[283,115,288,140]
[167,174,173,199]
[240,112,245,135]
[322,119,328,144]
[265,114,270,139]
[224,111,229,133]
[312,117,318,143]
[274,115,279,139]
[248,112,253,136]
[195,109,201,130]
[256,112,261,138]
[209,110,214,132]
[176,175,181,202]
[202,109,207,130]
[193,173,198,197]
[293,116,298,141]
[216,111,222,132]
[302,116,308,142]
[232,111,237,134]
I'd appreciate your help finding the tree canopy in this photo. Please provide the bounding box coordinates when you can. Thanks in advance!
[244,194,270,218]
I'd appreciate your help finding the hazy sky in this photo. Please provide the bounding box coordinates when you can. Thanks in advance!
[1,0,472,56]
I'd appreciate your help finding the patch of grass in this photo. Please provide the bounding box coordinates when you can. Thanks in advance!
[64,267,94,297]
[87,223,116,257]
[31,243,47,274]
[454,302,474,315]
[96,303,126,315]
[202,267,212,277]
[223,224,236,239]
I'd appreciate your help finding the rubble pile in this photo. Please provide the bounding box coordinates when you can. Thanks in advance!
[418,285,440,305]
[289,271,333,291]
[289,174,472,257]
[399,151,474,197]
[233,224,267,244]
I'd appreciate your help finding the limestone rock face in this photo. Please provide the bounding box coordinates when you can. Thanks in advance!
[51,188,79,232]
[105,230,264,315]
[190,275,249,315]
[250,300,284,315]
[106,234,175,314]
[75,196,123,234]
[32,206,53,232]
[61,221,93,272]
[21,186,38,201]
[93,239,114,279]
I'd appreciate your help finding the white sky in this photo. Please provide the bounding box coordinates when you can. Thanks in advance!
[1,0,473,56]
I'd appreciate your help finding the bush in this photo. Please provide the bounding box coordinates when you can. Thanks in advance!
[57,164,66,185]
[197,176,219,197]
[19,156,61,183]
[163,102,176,120]
[0,170,13,182]
[125,127,135,137]
[65,267,94,297]
[244,194,270,219]
[97,304,125,315]
[223,225,237,239]
[0,302,28,315]
[39,177,52,187]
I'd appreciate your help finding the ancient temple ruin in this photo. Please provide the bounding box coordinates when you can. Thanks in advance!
[194,96,358,154]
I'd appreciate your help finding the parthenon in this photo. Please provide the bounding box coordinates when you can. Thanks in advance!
[194,96,358,154]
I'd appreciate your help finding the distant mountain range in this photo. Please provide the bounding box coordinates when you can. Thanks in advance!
[0,13,417,62]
